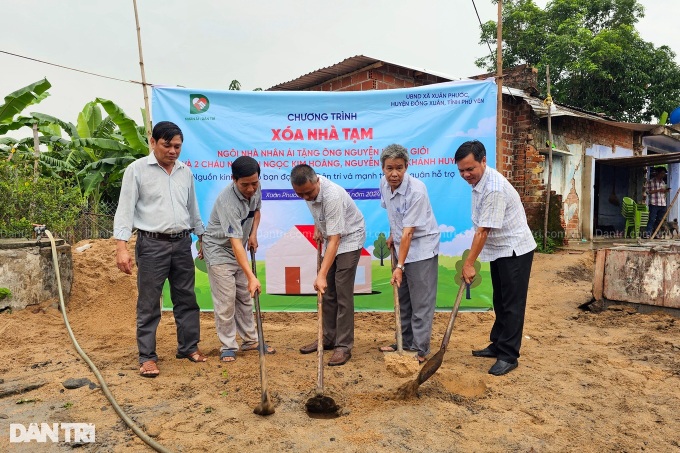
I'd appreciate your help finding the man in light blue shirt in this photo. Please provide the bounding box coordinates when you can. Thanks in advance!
[114,121,206,378]
[377,144,440,364]
[455,140,536,376]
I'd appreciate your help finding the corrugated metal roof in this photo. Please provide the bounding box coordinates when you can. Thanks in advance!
[598,152,680,167]
[266,55,456,91]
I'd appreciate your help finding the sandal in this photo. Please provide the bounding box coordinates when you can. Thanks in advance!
[220,350,236,363]
[417,354,427,364]
[378,344,415,353]
[379,344,397,352]
[241,342,276,354]
[139,360,159,378]
[176,350,208,362]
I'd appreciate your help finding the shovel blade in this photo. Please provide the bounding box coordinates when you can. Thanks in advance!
[305,394,339,414]
[417,349,446,385]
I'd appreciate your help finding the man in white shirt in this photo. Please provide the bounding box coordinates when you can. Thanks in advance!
[114,121,207,378]
[455,140,536,376]
[291,164,366,366]
[377,144,440,364]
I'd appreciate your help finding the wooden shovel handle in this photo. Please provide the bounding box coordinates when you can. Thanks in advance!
[316,240,324,394]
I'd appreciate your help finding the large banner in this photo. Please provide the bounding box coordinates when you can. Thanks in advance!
[152,79,497,311]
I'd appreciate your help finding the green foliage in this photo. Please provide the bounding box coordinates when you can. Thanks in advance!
[0,159,83,238]
[0,78,51,132]
[477,0,680,122]
[534,233,558,254]
[372,232,390,265]
[0,288,11,300]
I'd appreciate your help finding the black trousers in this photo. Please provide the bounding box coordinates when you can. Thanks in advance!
[489,250,534,363]
[135,233,201,363]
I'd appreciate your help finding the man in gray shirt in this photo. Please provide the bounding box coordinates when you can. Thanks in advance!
[114,121,207,378]
[202,156,275,362]
[292,164,366,366]
[377,144,440,364]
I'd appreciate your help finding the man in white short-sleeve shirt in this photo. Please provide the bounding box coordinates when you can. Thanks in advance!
[455,140,536,376]
[291,164,366,367]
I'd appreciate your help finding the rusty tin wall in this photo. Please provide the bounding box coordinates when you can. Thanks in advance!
[603,246,680,308]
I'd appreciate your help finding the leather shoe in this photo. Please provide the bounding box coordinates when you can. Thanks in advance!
[488,359,518,376]
[472,346,497,358]
[299,340,334,355]
[328,349,351,366]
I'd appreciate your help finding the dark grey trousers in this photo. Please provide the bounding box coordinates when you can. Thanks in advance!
[398,255,439,356]
[135,233,201,363]
[322,248,361,352]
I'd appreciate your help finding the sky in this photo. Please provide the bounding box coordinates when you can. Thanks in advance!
[1,0,678,130]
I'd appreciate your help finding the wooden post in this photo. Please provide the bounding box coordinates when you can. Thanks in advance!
[650,187,680,239]
[32,123,40,183]
[543,66,553,250]
[132,0,153,151]
[496,0,503,171]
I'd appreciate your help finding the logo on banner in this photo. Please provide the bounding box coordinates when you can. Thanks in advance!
[190,94,210,114]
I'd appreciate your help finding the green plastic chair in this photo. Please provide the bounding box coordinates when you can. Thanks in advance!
[621,197,637,238]
[635,203,649,237]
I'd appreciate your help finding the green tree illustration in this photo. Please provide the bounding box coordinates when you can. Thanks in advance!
[454,249,482,299]
[373,232,390,266]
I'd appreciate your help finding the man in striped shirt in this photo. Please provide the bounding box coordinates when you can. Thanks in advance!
[291,164,366,366]
[645,167,670,238]
[455,140,536,376]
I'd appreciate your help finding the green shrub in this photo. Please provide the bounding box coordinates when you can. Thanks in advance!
[0,159,83,239]
[534,233,558,254]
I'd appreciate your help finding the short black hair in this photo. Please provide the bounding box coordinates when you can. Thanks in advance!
[454,140,486,163]
[232,156,261,179]
[654,166,667,174]
[290,164,318,186]
[152,121,183,143]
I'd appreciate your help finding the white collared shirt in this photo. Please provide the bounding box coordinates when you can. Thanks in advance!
[472,166,536,262]
[113,153,204,241]
[307,176,366,255]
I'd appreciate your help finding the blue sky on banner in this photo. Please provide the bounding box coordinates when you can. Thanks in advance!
[152,79,496,258]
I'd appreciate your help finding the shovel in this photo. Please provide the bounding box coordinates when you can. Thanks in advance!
[396,283,466,398]
[250,248,275,416]
[305,240,339,414]
[389,248,404,354]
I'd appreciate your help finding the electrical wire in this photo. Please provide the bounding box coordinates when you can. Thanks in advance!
[470,0,496,65]
[0,50,147,86]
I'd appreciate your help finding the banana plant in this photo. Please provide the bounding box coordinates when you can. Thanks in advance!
[45,100,148,215]
[0,78,51,133]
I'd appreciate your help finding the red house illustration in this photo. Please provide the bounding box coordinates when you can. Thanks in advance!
[265,225,372,294]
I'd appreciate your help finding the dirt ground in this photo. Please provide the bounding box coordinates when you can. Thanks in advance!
[1,239,679,452]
